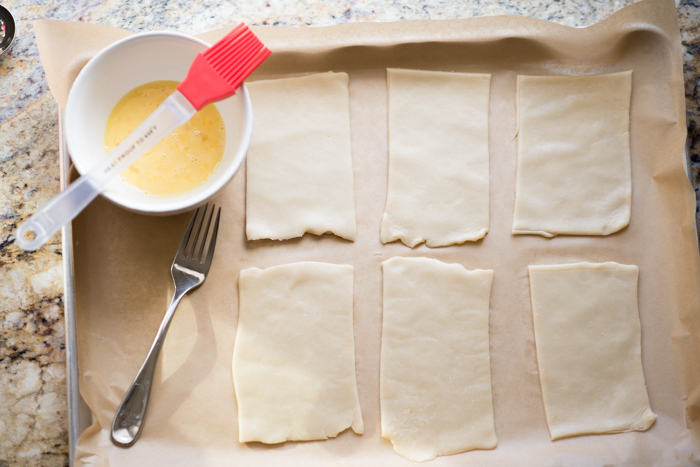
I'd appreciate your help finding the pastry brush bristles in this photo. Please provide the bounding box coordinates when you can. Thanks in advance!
[221,43,271,85]
[234,47,272,83]
[204,23,246,61]
[176,23,271,110]
[203,24,271,88]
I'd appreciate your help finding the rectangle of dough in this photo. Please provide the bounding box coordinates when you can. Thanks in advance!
[233,262,363,443]
[381,69,491,248]
[380,256,497,462]
[528,262,656,440]
[245,72,356,241]
[513,72,632,237]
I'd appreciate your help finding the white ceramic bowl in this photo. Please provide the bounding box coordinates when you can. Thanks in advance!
[65,31,253,215]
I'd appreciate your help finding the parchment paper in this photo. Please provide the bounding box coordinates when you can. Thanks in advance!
[33,0,700,464]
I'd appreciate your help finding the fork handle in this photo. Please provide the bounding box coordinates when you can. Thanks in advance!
[111,286,190,447]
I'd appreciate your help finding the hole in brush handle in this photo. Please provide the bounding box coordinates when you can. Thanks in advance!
[16,176,100,251]
[16,212,51,251]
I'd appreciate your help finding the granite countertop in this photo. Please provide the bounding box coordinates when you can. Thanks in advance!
[0,0,698,466]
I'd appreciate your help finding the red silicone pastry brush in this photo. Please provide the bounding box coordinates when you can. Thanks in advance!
[178,23,271,110]
[17,24,271,251]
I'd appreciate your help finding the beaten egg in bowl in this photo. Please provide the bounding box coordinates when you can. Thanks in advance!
[104,80,226,197]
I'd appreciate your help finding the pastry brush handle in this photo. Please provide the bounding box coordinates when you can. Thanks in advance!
[16,91,196,251]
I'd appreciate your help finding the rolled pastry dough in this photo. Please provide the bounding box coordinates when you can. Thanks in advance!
[381,69,491,247]
[513,71,632,237]
[233,262,363,443]
[381,257,497,462]
[245,72,356,241]
[528,262,656,440]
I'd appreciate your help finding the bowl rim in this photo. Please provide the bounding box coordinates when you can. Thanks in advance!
[65,30,253,215]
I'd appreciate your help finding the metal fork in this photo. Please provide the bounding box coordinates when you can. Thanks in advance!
[111,203,221,447]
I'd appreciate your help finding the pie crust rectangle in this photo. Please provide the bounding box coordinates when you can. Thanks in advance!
[380,256,496,462]
[513,72,633,237]
[233,262,363,443]
[381,69,491,247]
[245,72,356,241]
[528,262,656,440]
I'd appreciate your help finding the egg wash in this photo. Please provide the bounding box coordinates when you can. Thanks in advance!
[104,80,226,197]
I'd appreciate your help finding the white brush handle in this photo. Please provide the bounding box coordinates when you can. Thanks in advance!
[16,91,196,251]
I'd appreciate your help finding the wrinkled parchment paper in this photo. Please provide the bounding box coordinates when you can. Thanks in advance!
[33,0,700,464]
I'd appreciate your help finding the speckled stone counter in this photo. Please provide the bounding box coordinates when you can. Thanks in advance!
[0,1,698,466]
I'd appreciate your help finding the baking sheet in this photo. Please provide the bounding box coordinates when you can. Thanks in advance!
[33,0,700,464]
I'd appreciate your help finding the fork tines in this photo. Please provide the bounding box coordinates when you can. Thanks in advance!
[179,203,221,265]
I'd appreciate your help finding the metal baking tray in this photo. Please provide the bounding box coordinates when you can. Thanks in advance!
[60,110,92,466]
[59,10,698,466]
[59,92,699,467]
